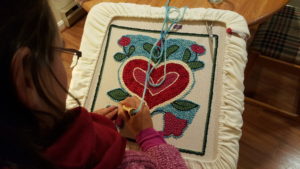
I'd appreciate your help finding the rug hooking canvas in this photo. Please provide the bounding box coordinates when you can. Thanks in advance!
[93,24,219,156]
[67,3,249,169]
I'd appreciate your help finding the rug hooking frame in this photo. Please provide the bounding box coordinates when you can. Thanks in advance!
[66,2,249,169]
[90,24,219,156]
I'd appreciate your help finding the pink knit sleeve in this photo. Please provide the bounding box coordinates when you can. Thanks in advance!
[136,128,188,169]
[117,128,188,169]
[143,144,188,169]
[118,146,188,169]
[136,128,166,151]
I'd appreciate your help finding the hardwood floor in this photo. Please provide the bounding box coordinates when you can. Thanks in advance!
[61,18,300,169]
[238,103,300,169]
[60,17,85,84]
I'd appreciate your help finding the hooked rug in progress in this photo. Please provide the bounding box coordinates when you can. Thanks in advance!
[67,3,249,168]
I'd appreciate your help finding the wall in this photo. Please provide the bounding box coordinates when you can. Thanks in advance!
[48,0,74,31]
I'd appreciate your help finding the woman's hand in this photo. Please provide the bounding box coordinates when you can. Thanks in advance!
[118,96,153,139]
[93,106,118,120]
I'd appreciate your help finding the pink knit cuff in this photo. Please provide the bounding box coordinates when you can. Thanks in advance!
[136,128,166,151]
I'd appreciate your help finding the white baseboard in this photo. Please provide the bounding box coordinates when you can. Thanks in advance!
[57,20,66,31]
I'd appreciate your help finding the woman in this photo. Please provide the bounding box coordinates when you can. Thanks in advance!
[0,0,188,169]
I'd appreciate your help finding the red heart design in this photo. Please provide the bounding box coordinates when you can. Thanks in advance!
[133,68,179,96]
[121,58,191,109]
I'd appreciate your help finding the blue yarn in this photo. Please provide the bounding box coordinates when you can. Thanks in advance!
[152,103,199,124]
[133,0,187,114]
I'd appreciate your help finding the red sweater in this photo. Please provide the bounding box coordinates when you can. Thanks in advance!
[44,107,126,169]
[44,107,188,169]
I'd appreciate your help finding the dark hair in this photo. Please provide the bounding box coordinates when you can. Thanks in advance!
[0,0,79,168]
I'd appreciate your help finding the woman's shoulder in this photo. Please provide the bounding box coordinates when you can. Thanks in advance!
[44,107,126,169]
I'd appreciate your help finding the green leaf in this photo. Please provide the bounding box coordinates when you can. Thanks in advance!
[151,57,159,63]
[171,100,199,111]
[128,45,135,56]
[107,88,130,101]
[143,43,153,54]
[166,45,179,58]
[114,53,126,61]
[153,48,160,57]
[182,48,191,63]
[187,61,204,70]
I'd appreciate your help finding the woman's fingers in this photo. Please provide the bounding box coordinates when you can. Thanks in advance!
[106,106,118,114]
[116,96,154,138]
[141,103,149,115]
[105,109,118,119]
[130,96,139,108]
[121,97,137,108]
[93,106,118,120]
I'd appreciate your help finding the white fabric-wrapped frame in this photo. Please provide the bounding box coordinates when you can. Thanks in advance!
[66,3,249,169]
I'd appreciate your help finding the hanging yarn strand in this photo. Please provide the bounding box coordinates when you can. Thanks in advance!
[132,0,187,114]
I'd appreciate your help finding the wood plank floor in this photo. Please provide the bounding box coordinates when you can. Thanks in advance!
[60,17,85,84]
[61,17,300,169]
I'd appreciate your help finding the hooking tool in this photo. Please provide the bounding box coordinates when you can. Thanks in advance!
[122,105,137,116]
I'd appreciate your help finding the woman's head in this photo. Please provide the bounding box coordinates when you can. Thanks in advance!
[0,0,73,168]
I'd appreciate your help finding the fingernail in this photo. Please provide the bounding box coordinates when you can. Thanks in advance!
[106,105,117,109]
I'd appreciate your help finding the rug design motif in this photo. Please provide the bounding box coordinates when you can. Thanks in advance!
[108,34,206,138]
